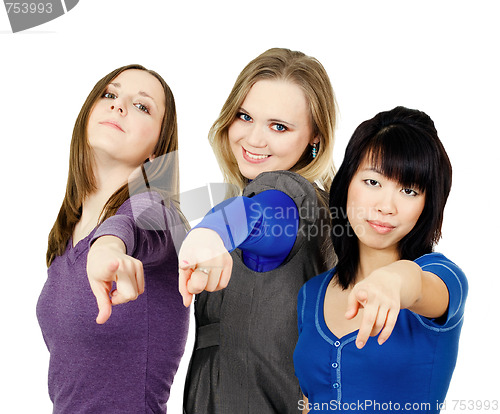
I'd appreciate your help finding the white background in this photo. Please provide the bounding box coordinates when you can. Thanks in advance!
[1,1,498,412]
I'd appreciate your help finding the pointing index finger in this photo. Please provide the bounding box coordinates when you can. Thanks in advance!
[178,266,194,307]
[90,282,113,324]
[356,302,378,349]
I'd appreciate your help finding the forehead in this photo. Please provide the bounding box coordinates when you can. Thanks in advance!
[357,156,375,171]
[355,156,385,177]
[356,152,401,177]
[110,69,166,107]
[242,79,310,121]
[356,152,427,192]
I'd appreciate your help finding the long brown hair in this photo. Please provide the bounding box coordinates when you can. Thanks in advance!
[46,64,179,266]
[209,48,338,197]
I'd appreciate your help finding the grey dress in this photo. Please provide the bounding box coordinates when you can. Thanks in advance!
[183,171,333,414]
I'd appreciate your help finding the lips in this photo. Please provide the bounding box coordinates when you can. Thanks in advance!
[367,220,396,234]
[100,120,124,132]
[242,147,270,163]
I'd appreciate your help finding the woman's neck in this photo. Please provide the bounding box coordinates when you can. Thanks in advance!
[85,163,133,210]
[355,243,400,283]
[76,161,140,238]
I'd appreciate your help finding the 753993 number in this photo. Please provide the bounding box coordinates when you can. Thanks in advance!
[452,400,499,411]
[5,3,53,14]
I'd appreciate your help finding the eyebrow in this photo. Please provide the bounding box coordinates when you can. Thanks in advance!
[109,82,157,104]
[361,166,384,175]
[239,107,296,128]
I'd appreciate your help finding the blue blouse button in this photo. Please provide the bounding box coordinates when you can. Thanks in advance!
[334,341,341,347]
[333,382,340,389]
[332,362,338,369]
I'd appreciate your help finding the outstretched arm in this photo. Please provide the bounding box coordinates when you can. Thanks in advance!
[86,192,180,323]
[346,259,449,349]
[178,189,298,307]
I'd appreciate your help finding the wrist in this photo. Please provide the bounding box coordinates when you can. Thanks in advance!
[391,260,422,309]
[91,235,126,254]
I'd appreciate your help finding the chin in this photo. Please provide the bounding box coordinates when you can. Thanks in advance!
[363,237,399,252]
[239,167,259,180]
[236,160,262,180]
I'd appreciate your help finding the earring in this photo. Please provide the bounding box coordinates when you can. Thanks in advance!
[311,142,318,159]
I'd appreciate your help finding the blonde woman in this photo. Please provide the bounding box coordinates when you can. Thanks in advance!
[178,48,337,413]
[37,65,189,413]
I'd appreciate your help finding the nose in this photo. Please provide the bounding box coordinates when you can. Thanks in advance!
[110,100,126,116]
[245,125,267,148]
[376,189,397,215]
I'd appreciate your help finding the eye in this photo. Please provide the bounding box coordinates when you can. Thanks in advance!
[401,188,419,197]
[103,92,116,99]
[134,102,150,114]
[237,112,252,122]
[363,179,380,187]
[271,123,287,132]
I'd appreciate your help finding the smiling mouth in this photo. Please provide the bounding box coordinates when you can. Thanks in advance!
[242,148,270,162]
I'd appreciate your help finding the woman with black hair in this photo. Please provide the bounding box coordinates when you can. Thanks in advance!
[293,107,467,413]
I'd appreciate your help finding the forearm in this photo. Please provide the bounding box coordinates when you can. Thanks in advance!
[90,235,127,255]
[350,258,452,348]
[387,259,448,318]
[383,260,422,309]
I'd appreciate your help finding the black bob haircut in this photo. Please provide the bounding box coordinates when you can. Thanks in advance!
[329,106,452,289]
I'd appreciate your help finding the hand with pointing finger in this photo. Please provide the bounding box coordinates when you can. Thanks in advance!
[345,267,402,349]
[178,228,233,307]
[345,261,424,349]
[86,235,145,324]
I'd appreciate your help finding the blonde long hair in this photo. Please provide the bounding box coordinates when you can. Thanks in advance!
[209,48,338,197]
[46,64,179,266]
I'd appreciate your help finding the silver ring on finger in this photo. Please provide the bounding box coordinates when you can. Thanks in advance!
[196,266,210,276]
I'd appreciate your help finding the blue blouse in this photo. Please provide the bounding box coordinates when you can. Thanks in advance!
[293,253,468,413]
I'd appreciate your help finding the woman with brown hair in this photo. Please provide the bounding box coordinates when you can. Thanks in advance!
[37,65,189,413]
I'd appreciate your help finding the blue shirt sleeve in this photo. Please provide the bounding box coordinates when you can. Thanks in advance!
[194,189,299,265]
[414,252,468,328]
